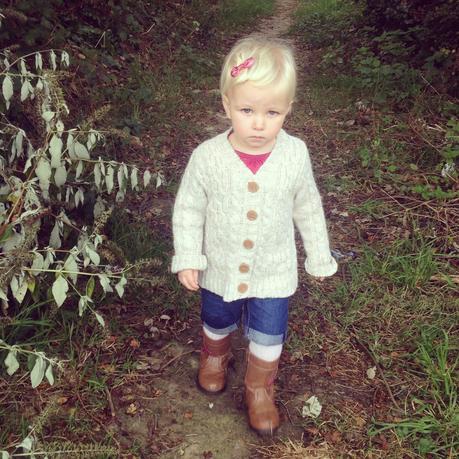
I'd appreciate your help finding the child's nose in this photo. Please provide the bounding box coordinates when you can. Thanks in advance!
[252,115,265,130]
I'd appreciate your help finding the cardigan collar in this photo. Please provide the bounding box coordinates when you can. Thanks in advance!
[219,128,288,177]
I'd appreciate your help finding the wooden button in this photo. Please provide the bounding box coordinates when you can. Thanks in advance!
[239,263,250,273]
[247,210,258,221]
[238,283,248,293]
[248,181,259,192]
[243,239,254,249]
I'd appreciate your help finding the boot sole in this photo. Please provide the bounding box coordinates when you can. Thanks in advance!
[249,423,279,437]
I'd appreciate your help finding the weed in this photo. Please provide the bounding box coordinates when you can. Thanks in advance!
[349,199,388,218]
[370,328,459,457]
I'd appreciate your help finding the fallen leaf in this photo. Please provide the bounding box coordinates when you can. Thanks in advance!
[325,429,342,444]
[302,395,322,418]
[126,403,137,415]
[57,396,69,405]
[184,411,193,419]
[367,366,377,380]
[130,338,140,349]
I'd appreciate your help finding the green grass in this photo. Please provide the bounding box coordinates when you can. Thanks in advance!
[218,0,276,31]
[293,0,362,47]
[370,328,459,457]
[310,238,459,455]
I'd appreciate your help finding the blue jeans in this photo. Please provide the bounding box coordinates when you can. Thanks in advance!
[200,288,289,345]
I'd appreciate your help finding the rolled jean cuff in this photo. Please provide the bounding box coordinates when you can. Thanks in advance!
[203,322,238,336]
[245,326,287,345]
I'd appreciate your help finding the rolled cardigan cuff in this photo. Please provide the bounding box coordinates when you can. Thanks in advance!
[305,256,338,277]
[171,253,207,273]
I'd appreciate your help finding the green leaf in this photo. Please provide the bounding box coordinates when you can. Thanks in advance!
[75,160,83,179]
[94,312,105,327]
[63,254,79,284]
[86,276,95,298]
[78,295,92,316]
[49,135,63,168]
[105,166,114,193]
[45,363,54,385]
[74,141,89,159]
[115,276,127,298]
[94,163,101,189]
[5,349,20,376]
[131,167,138,190]
[11,277,28,304]
[2,76,13,106]
[35,52,43,70]
[49,221,61,249]
[52,275,68,307]
[36,158,52,193]
[42,111,55,122]
[31,252,44,272]
[143,169,151,187]
[54,165,67,187]
[50,50,57,70]
[20,80,30,101]
[30,355,46,388]
[86,245,100,266]
[61,50,70,67]
[67,132,75,158]
[98,273,113,293]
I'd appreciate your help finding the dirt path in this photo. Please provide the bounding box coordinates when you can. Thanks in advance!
[113,2,375,458]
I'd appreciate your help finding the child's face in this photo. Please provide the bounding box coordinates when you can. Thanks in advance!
[222,82,292,154]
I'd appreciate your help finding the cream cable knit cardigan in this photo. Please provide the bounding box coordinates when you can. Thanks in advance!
[171,129,337,302]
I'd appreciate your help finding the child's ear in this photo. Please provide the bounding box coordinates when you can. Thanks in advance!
[222,95,231,118]
[287,101,294,115]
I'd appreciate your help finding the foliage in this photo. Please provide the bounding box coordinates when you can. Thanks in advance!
[294,0,360,47]
[0,45,161,389]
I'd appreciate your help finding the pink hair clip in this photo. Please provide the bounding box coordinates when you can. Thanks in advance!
[231,57,255,77]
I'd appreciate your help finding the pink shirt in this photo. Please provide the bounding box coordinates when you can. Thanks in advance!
[235,150,271,174]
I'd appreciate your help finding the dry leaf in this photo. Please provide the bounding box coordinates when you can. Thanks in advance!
[126,403,137,415]
[129,338,140,349]
[366,366,377,380]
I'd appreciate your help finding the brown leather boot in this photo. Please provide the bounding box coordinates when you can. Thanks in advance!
[244,352,280,436]
[197,333,232,394]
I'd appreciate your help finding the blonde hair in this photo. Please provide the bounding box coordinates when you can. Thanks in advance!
[220,36,297,101]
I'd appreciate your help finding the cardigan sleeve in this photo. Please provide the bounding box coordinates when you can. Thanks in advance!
[292,143,338,277]
[171,149,208,273]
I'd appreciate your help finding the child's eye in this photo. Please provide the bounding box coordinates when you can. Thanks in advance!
[241,108,252,114]
[268,111,279,116]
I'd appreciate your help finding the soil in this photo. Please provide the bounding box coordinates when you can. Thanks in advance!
[108,1,379,458]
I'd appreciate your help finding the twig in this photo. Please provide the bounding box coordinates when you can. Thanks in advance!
[159,349,196,372]
[278,399,301,427]
[75,387,120,449]
[104,386,116,418]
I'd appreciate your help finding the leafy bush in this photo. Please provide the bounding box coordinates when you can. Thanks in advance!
[0,48,158,387]
[362,0,459,95]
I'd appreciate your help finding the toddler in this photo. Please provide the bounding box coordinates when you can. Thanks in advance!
[171,36,337,436]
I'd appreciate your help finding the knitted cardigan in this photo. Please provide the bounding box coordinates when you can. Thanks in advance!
[171,128,337,302]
